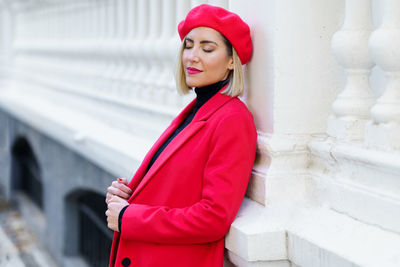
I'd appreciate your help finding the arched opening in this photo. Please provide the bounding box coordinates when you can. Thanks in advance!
[11,137,43,209]
[65,189,113,267]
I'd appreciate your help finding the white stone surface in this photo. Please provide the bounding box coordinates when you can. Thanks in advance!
[226,198,400,267]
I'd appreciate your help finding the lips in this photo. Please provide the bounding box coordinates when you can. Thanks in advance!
[187,67,203,74]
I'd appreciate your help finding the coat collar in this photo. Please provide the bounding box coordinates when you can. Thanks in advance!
[128,86,234,201]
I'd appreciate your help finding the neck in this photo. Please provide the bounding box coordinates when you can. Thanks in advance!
[193,78,230,112]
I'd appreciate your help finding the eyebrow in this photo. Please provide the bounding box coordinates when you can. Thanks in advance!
[185,38,218,46]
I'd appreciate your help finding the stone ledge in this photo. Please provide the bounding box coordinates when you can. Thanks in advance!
[225,198,400,267]
[309,138,400,234]
[0,85,154,178]
[226,198,287,262]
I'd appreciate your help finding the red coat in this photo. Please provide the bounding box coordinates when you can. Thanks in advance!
[109,88,257,267]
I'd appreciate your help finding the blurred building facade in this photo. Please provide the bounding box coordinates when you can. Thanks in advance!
[0,0,400,266]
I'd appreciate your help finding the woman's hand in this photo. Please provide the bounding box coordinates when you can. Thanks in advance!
[106,178,132,204]
[106,195,129,232]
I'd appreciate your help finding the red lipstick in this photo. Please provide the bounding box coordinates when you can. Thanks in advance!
[187,67,203,74]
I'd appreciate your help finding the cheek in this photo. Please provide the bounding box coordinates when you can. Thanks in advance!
[205,57,228,73]
[181,58,186,67]
[181,52,189,65]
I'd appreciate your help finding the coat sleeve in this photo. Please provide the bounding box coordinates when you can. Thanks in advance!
[120,112,257,244]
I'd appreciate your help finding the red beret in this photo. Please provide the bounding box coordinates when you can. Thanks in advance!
[178,4,252,65]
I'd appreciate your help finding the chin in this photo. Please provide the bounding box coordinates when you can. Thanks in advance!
[186,79,215,88]
[186,79,202,88]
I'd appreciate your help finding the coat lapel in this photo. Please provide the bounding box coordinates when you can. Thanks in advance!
[127,99,196,190]
[129,87,234,201]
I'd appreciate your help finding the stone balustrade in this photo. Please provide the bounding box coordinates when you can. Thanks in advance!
[6,0,231,123]
[328,0,400,149]
[328,0,375,141]
[311,0,400,246]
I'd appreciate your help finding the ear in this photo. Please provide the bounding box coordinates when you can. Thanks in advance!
[227,56,234,70]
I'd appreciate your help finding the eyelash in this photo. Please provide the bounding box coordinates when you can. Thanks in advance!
[184,45,213,53]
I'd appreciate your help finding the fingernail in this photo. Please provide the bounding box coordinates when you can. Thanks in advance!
[118,178,122,182]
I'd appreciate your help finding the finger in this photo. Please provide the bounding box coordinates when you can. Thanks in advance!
[111,181,132,194]
[117,177,129,186]
[107,185,114,192]
[111,181,132,195]
[105,193,113,204]
[108,187,130,200]
[116,181,132,194]
[109,195,121,204]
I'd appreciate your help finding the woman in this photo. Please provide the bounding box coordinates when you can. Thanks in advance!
[105,4,256,267]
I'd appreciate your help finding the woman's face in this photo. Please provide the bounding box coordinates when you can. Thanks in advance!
[182,27,233,88]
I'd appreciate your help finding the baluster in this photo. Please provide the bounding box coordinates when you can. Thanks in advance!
[207,0,229,8]
[126,0,137,40]
[29,9,34,39]
[365,0,400,149]
[47,5,53,39]
[191,0,207,7]
[89,0,97,39]
[38,6,44,39]
[52,4,57,39]
[121,0,138,97]
[106,0,116,39]
[97,0,115,94]
[90,0,105,94]
[60,2,67,41]
[67,2,74,40]
[92,0,106,94]
[129,0,149,99]
[98,0,107,40]
[327,0,375,141]
[68,2,77,40]
[107,0,127,95]
[113,0,130,97]
[46,5,51,39]
[37,7,43,39]
[76,2,83,39]
[82,1,97,94]
[155,0,176,105]
[81,1,89,39]
[176,0,191,24]
[104,0,119,96]
[142,0,162,100]
[175,0,193,108]
[115,0,127,40]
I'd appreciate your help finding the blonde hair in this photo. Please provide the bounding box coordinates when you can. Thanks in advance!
[175,40,245,97]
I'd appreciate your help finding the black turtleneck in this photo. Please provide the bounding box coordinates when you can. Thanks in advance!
[117,78,229,232]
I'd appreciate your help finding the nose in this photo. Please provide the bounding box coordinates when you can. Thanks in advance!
[187,47,200,62]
